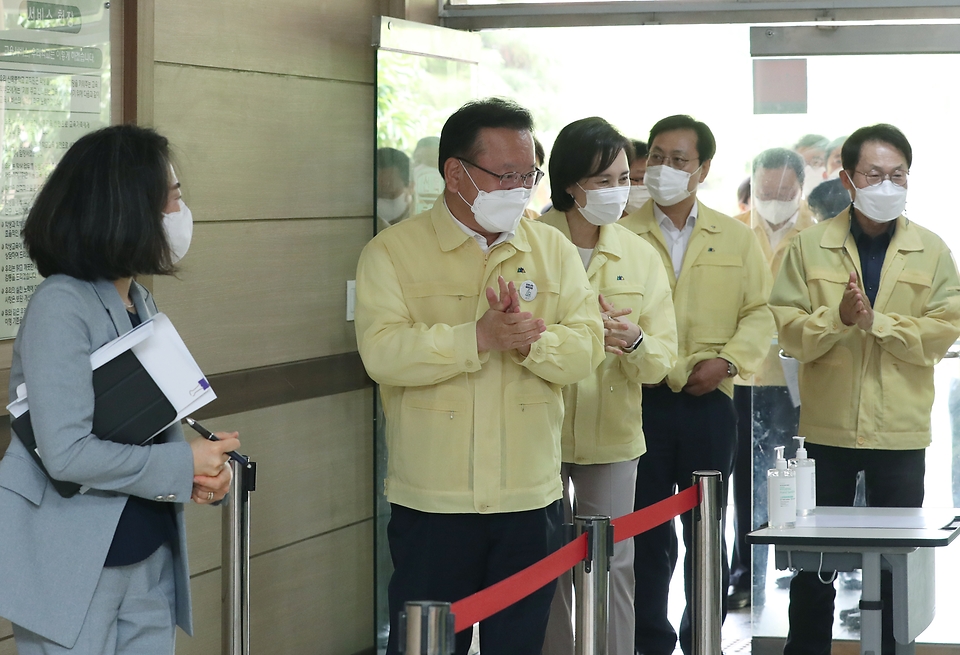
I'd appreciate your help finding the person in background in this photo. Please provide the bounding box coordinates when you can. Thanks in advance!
[411,136,444,214]
[728,148,814,610]
[807,177,852,221]
[793,134,829,199]
[524,137,548,219]
[539,117,677,655]
[737,176,751,215]
[771,123,960,655]
[825,136,847,178]
[377,147,413,231]
[620,114,773,655]
[625,139,650,215]
[0,125,239,654]
[355,98,604,655]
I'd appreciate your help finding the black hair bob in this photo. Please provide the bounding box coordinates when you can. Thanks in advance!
[549,117,630,213]
[23,124,177,281]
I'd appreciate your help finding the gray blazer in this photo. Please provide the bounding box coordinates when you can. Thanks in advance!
[0,275,195,648]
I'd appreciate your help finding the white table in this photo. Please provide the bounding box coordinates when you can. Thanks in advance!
[748,507,960,655]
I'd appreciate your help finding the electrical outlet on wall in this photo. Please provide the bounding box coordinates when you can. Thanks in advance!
[346,280,356,321]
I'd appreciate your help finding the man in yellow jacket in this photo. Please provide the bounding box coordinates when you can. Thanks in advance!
[770,123,960,655]
[355,98,604,655]
[729,147,817,609]
[620,115,774,655]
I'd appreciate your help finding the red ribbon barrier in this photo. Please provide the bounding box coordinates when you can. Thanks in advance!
[447,483,702,633]
[612,484,701,543]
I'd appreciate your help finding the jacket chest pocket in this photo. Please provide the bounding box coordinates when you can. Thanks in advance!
[598,284,644,319]
[404,281,479,325]
[806,267,850,307]
[686,255,742,327]
[503,280,560,321]
[886,269,933,316]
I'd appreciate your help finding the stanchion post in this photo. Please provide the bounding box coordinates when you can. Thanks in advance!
[222,458,257,655]
[398,601,455,655]
[691,471,723,655]
[574,515,613,655]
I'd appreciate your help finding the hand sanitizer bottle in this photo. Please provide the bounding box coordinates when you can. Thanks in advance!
[767,445,796,529]
[790,436,816,516]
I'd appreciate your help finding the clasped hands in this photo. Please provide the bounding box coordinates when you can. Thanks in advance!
[189,431,241,505]
[599,293,641,356]
[839,270,874,331]
[476,276,545,357]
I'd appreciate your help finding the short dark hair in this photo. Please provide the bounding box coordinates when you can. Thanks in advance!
[23,124,176,281]
[840,124,912,173]
[737,177,751,208]
[648,115,716,163]
[807,178,852,220]
[534,137,545,168]
[377,147,411,185]
[628,139,648,164]
[549,117,630,213]
[752,147,805,185]
[438,97,535,178]
[794,134,829,151]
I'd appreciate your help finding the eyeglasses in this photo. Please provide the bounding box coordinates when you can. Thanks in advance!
[853,169,908,187]
[459,158,544,189]
[647,153,698,170]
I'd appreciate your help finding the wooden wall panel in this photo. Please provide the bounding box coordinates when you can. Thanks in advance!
[152,218,369,375]
[178,521,373,655]
[175,570,221,655]
[183,389,374,571]
[249,521,374,655]
[155,0,378,84]
[153,64,374,222]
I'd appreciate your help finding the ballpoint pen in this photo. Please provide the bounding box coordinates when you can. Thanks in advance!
[184,417,249,466]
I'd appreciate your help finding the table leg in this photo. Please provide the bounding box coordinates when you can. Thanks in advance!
[861,552,882,655]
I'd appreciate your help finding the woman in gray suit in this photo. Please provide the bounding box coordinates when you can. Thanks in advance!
[0,125,240,654]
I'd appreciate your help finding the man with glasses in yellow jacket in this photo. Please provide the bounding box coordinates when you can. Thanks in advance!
[620,115,774,655]
[770,123,960,655]
[355,98,604,655]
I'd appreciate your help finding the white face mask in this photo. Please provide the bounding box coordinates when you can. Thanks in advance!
[802,165,826,198]
[645,164,700,207]
[458,165,530,234]
[754,197,800,226]
[163,198,193,264]
[377,196,409,224]
[852,179,906,223]
[626,185,651,213]
[576,183,630,226]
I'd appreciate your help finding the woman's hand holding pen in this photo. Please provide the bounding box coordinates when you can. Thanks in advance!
[190,432,240,504]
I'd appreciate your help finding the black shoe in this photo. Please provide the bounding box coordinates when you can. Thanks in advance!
[727,587,750,609]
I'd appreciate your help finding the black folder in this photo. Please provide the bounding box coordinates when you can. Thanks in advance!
[11,349,177,498]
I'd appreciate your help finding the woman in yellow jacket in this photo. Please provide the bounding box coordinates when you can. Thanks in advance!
[540,118,678,655]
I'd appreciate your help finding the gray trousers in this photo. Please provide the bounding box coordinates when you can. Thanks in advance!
[13,544,177,655]
[542,458,639,655]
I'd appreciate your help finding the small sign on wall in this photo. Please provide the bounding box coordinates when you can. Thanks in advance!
[753,58,807,114]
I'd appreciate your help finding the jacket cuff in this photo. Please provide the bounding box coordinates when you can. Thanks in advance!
[455,322,483,373]
[869,312,895,339]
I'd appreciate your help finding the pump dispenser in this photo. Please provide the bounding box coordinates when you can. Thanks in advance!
[767,446,796,528]
[790,436,816,516]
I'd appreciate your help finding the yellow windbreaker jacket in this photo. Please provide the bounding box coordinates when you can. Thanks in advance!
[540,210,678,465]
[770,208,960,449]
[734,205,818,386]
[355,199,605,514]
[619,200,774,398]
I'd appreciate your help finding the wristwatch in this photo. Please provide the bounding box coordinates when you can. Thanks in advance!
[724,358,738,377]
[625,330,644,352]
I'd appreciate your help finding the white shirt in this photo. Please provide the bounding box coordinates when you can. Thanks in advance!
[654,202,699,278]
[762,210,799,250]
[445,199,514,253]
[576,246,593,270]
